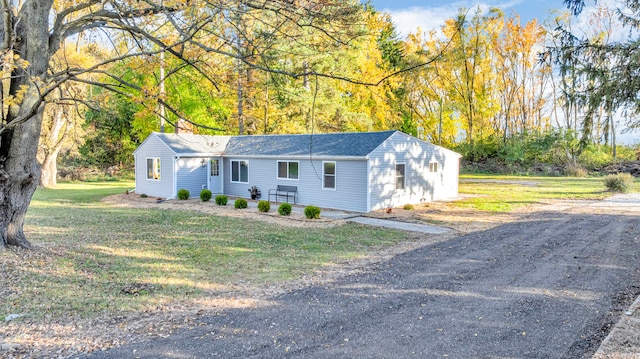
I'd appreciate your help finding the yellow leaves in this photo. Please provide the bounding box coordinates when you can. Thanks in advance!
[1,51,30,77]
[13,54,30,69]
[3,84,30,107]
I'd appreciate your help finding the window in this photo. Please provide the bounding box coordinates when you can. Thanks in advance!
[147,158,161,180]
[323,161,336,189]
[231,160,249,183]
[429,161,439,173]
[277,161,299,180]
[210,159,219,176]
[395,164,405,190]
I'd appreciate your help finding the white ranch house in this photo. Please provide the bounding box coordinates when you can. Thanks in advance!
[133,131,462,212]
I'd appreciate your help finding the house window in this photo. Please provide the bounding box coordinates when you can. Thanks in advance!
[147,158,161,180]
[396,164,405,190]
[231,160,249,183]
[210,159,219,176]
[277,161,299,180]
[429,161,439,173]
[323,161,336,189]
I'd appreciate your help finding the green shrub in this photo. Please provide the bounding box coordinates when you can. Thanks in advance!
[215,195,228,206]
[564,163,587,177]
[200,189,212,202]
[177,189,190,200]
[258,200,270,212]
[403,204,414,210]
[278,203,292,216]
[304,205,321,219]
[603,173,635,193]
[140,193,148,198]
[234,198,248,209]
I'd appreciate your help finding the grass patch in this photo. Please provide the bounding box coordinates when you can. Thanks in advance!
[2,182,407,320]
[458,174,640,212]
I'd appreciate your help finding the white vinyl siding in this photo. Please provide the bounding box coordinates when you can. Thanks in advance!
[134,134,175,198]
[176,157,208,198]
[367,132,461,211]
[223,157,368,212]
[277,161,299,180]
[231,160,249,183]
[323,161,336,190]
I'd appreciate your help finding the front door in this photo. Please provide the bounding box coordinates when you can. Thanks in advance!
[208,158,223,194]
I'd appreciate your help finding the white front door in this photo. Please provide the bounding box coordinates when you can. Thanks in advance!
[208,158,223,194]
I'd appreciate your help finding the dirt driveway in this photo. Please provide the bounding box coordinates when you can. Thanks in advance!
[81,195,640,358]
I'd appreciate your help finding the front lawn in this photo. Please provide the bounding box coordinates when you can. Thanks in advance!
[2,181,407,320]
[457,174,640,212]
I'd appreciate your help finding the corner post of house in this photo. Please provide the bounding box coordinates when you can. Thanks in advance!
[173,156,179,199]
[220,158,225,195]
[366,157,371,212]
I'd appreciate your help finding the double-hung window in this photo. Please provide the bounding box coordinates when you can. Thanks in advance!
[395,163,405,190]
[277,161,299,180]
[147,158,161,180]
[429,161,439,173]
[323,161,336,189]
[231,160,249,183]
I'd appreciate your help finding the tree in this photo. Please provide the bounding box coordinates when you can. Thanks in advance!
[0,0,365,249]
[559,0,640,132]
[39,42,95,187]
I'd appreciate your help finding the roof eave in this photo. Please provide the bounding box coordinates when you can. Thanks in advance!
[222,154,367,160]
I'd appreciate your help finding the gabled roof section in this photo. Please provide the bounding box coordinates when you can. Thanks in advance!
[224,131,397,157]
[154,132,230,156]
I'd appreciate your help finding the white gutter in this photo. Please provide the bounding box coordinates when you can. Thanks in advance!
[222,155,367,160]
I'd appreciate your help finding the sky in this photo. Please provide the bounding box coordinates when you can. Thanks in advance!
[366,0,568,37]
[365,0,640,145]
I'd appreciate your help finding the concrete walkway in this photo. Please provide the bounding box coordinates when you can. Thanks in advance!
[348,216,451,234]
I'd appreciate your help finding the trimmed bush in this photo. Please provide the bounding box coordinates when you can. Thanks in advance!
[403,204,414,210]
[278,203,292,216]
[234,198,248,209]
[564,163,587,177]
[258,200,270,213]
[603,173,635,193]
[140,193,148,198]
[304,205,321,219]
[177,189,190,200]
[200,189,212,202]
[215,195,228,206]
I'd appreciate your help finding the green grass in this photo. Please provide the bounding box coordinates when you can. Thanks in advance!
[2,181,407,320]
[458,174,640,212]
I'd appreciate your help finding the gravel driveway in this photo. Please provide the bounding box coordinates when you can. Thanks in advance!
[81,201,640,359]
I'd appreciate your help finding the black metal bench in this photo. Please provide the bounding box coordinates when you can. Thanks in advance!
[268,185,298,203]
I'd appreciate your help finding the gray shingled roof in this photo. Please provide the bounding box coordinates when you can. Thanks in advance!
[224,131,397,157]
[155,132,230,155]
[151,131,398,157]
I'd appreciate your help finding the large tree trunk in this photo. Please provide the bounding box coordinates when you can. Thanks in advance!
[0,92,44,249]
[1,0,54,248]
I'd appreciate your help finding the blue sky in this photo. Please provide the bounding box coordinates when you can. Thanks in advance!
[366,0,570,36]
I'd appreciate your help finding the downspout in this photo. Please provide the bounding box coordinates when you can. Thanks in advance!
[206,159,210,191]
[366,157,371,212]
[172,156,179,199]
[220,157,225,195]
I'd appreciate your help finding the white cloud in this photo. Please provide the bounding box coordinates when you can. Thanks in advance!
[383,1,524,38]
